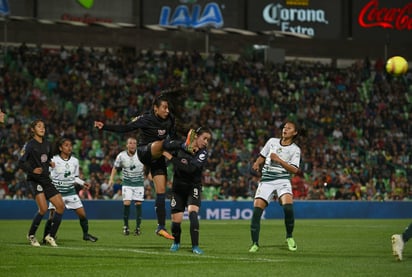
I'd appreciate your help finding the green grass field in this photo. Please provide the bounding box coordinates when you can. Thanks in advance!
[0,219,410,276]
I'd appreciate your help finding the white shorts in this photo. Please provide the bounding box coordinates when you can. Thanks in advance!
[49,194,83,210]
[254,179,292,203]
[122,186,144,202]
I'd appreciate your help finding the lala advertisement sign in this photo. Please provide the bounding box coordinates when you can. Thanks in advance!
[353,0,412,42]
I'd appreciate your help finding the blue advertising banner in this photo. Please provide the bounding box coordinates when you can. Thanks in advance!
[0,200,410,220]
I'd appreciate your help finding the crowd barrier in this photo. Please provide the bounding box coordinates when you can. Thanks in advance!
[0,200,410,220]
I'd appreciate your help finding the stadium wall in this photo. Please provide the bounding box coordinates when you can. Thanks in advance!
[0,200,410,220]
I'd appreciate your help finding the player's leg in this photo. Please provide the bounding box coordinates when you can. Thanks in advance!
[249,198,267,252]
[123,197,131,236]
[27,190,48,247]
[133,187,144,235]
[150,140,164,160]
[279,191,297,251]
[42,208,54,244]
[74,205,98,242]
[188,185,203,254]
[170,212,183,252]
[46,192,65,247]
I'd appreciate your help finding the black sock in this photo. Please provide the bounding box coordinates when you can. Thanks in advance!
[80,217,89,236]
[50,212,63,238]
[28,212,44,236]
[171,221,181,244]
[189,211,199,247]
[43,218,53,239]
[123,205,130,227]
[136,204,142,229]
[250,207,263,245]
[283,204,295,238]
[155,194,166,227]
[403,222,412,243]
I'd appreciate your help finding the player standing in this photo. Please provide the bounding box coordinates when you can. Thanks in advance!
[43,137,98,243]
[392,222,412,261]
[162,127,212,254]
[109,137,145,236]
[249,120,305,253]
[18,119,65,247]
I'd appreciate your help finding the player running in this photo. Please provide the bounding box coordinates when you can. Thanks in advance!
[43,137,98,243]
[162,127,212,254]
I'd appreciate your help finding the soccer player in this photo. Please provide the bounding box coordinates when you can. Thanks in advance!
[18,119,65,247]
[249,120,305,253]
[109,137,145,236]
[95,93,191,240]
[162,127,212,255]
[392,222,412,261]
[43,137,98,243]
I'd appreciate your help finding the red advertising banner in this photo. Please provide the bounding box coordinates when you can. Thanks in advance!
[353,0,412,42]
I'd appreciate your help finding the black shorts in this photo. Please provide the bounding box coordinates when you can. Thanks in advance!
[28,179,60,200]
[170,183,202,214]
[137,143,167,177]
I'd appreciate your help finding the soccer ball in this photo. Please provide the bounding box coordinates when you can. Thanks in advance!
[385,56,408,76]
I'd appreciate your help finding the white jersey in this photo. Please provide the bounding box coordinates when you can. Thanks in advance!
[50,155,80,197]
[113,150,144,187]
[259,138,301,182]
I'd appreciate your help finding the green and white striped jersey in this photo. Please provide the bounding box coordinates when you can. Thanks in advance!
[260,138,301,182]
[50,155,80,197]
[113,151,144,187]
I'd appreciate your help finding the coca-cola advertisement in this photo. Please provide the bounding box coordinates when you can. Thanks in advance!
[352,0,412,42]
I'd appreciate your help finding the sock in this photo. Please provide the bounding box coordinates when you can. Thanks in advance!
[283,204,295,238]
[155,193,166,227]
[189,211,199,247]
[250,207,263,245]
[43,218,52,239]
[28,212,44,236]
[49,212,63,238]
[123,205,130,227]
[80,217,89,236]
[402,222,412,243]
[171,221,181,244]
[136,204,142,229]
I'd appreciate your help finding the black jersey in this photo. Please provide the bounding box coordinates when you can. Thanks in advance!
[102,110,176,146]
[169,147,209,189]
[18,138,52,184]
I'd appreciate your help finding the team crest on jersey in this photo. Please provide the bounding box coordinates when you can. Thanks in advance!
[171,197,176,207]
[180,158,188,165]
[276,148,283,154]
[158,129,166,136]
[198,153,206,161]
[41,154,48,163]
[37,185,43,192]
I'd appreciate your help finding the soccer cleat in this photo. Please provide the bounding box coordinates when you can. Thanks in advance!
[249,243,259,253]
[156,228,175,240]
[27,235,41,247]
[192,246,204,255]
[83,234,98,242]
[184,129,196,153]
[286,237,297,251]
[134,228,141,236]
[391,234,404,261]
[45,234,58,247]
[123,226,130,236]
[170,243,180,252]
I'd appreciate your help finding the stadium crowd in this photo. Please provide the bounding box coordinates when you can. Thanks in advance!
[0,44,411,202]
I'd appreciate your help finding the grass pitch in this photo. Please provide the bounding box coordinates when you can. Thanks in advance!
[0,219,410,276]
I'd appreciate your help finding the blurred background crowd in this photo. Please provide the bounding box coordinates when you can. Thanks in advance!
[0,44,411,202]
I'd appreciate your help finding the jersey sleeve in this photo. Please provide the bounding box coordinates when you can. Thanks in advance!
[18,142,33,173]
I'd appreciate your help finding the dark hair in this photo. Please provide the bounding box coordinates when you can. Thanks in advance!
[54,137,72,155]
[280,120,307,141]
[29,119,45,138]
[195,127,213,137]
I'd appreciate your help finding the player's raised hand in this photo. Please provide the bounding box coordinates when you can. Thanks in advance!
[94,121,104,129]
